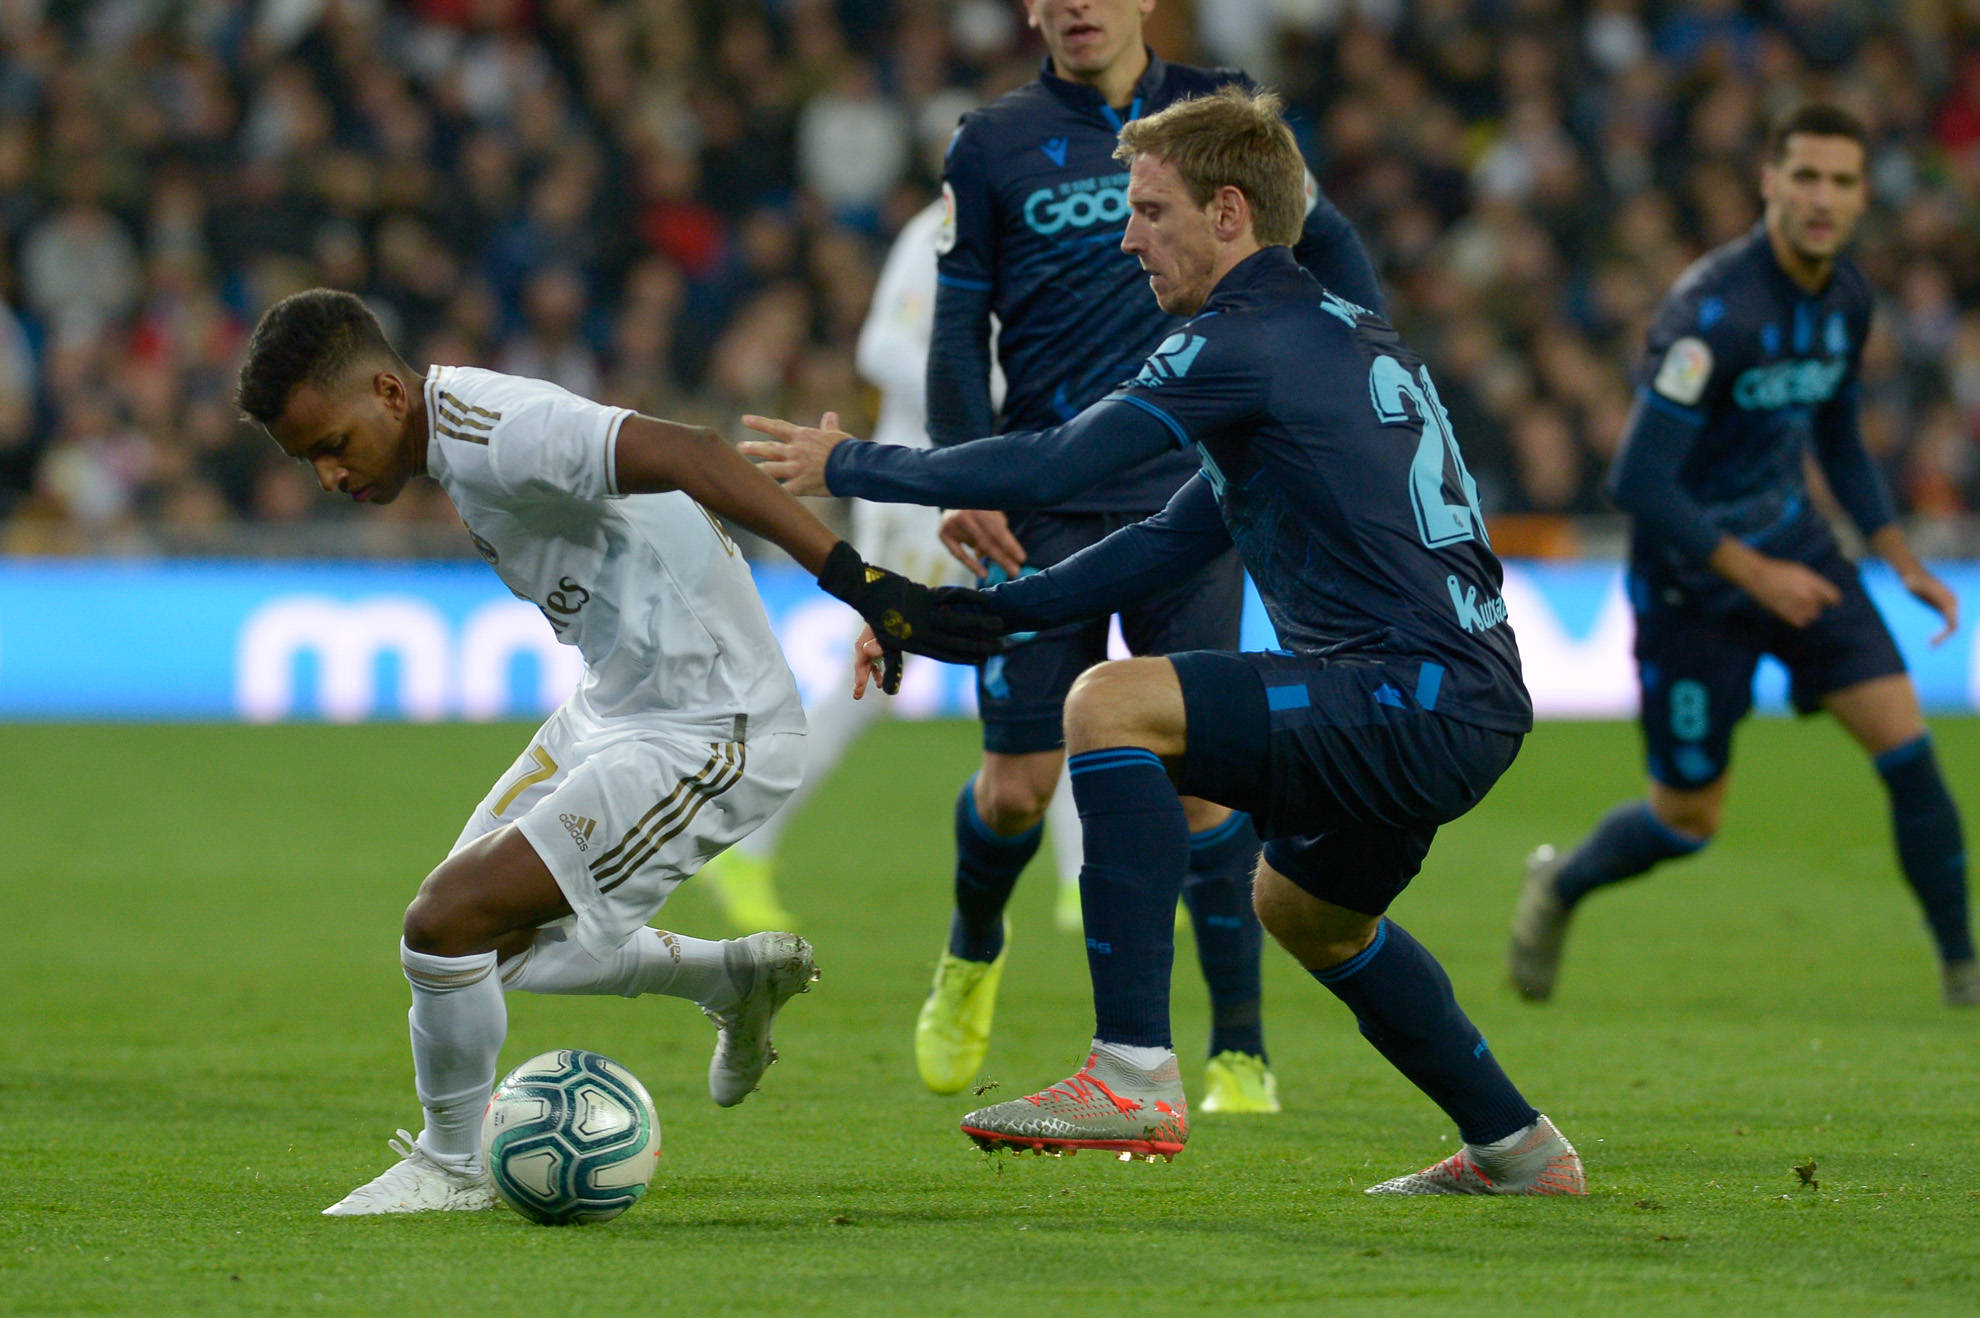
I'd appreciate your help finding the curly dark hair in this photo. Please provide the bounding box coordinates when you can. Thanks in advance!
[236,289,406,425]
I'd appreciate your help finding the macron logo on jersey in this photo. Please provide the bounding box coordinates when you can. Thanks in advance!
[1039,136,1068,167]
[1130,332,1207,388]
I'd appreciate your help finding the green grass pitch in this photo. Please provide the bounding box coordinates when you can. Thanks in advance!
[4,716,1979,1315]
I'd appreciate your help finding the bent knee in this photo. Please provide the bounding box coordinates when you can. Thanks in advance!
[1064,658,1176,752]
[1252,868,1378,971]
[402,870,492,956]
[975,774,1052,831]
[1648,789,1722,842]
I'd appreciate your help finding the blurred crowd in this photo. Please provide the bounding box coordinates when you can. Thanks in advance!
[2,0,1980,553]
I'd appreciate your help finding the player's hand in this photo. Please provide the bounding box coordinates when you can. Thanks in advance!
[939,508,1026,580]
[1900,565,1960,645]
[851,625,889,699]
[816,541,1005,677]
[1746,557,1844,628]
[737,412,851,496]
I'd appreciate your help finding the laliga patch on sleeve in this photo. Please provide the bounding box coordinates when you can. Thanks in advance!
[1653,336,1713,405]
[935,182,958,255]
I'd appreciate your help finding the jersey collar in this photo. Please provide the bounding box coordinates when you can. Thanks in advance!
[1037,48,1167,130]
[1199,244,1301,313]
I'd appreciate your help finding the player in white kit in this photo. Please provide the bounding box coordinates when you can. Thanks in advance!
[235,289,997,1215]
[702,200,1090,933]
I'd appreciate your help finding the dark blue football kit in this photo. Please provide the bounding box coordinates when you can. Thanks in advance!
[1544,222,1972,977]
[922,51,1380,1071]
[833,245,1544,1142]
[931,51,1381,754]
[1610,223,1902,788]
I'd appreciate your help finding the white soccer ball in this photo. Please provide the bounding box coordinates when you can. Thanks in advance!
[483,1049,661,1225]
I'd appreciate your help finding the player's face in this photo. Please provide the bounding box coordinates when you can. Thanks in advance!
[1122,153,1221,316]
[1761,134,1867,263]
[1026,0,1154,76]
[267,364,422,506]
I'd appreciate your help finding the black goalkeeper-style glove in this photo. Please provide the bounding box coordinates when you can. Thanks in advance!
[817,540,1006,693]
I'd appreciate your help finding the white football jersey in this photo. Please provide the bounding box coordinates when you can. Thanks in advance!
[424,364,804,740]
[855,199,1003,452]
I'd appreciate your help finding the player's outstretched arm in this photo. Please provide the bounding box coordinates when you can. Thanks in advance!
[614,414,1003,686]
[737,397,1176,508]
[982,475,1233,631]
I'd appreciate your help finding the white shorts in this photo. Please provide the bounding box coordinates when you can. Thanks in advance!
[452,707,804,959]
[851,500,971,589]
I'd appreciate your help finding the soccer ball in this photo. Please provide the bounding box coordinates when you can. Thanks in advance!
[483,1049,661,1225]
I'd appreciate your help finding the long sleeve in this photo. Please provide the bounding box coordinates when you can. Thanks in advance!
[1810,383,1897,537]
[1291,176,1383,314]
[825,397,1179,509]
[984,475,1232,628]
[926,280,996,445]
[927,122,999,445]
[1604,391,1724,564]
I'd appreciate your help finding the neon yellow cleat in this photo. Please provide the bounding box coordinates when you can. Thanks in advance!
[1198,1051,1281,1114]
[701,850,799,934]
[914,932,1008,1095]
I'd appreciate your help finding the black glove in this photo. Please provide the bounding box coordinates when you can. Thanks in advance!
[817,540,1006,693]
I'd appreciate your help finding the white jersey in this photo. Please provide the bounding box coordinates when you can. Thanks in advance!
[424,364,804,740]
[855,199,1003,452]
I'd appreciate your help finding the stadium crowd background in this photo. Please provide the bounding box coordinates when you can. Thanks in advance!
[1,0,1978,557]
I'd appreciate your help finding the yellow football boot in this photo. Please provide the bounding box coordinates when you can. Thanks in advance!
[1199,1050,1282,1114]
[915,930,1008,1095]
[701,850,799,934]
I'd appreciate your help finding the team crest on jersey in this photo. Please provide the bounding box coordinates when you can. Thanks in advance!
[936,182,958,255]
[1653,336,1713,406]
[1824,310,1850,357]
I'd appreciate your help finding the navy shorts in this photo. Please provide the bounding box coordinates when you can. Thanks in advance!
[977,510,1244,754]
[1634,547,1906,789]
[1169,650,1523,917]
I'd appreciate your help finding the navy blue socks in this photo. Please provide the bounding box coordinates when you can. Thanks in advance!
[1876,735,1974,966]
[1183,812,1266,1059]
[1553,800,1707,910]
[1068,748,1188,1050]
[1313,919,1539,1145]
[948,774,1042,963]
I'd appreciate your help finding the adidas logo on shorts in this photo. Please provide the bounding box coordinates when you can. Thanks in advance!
[561,814,598,851]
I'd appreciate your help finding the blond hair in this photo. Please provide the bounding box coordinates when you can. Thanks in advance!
[1113,85,1305,246]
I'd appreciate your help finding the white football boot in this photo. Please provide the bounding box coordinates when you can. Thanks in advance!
[1507,845,1572,1001]
[322,1130,496,1216]
[1365,1115,1585,1196]
[705,931,819,1107]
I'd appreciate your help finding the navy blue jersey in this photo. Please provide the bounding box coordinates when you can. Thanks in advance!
[830,246,1530,734]
[1108,248,1528,732]
[930,52,1380,513]
[1611,224,1893,604]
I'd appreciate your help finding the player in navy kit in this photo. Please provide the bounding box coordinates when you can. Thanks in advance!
[744,88,1583,1194]
[1506,106,1975,1006]
[909,0,1382,1112]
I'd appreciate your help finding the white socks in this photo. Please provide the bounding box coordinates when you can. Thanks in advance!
[401,941,506,1168]
[1093,1039,1175,1073]
[500,926,739,1011]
